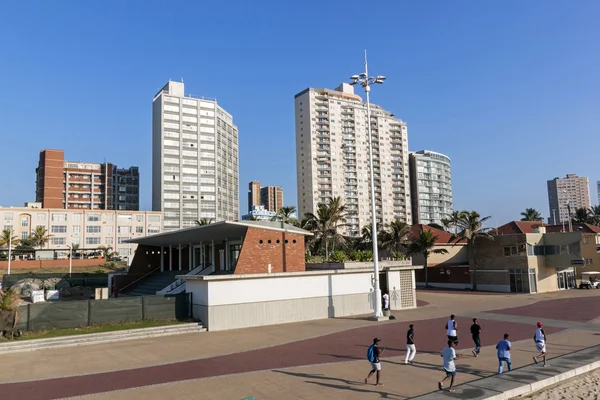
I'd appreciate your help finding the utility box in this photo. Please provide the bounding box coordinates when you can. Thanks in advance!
[95,288,109,300]
[45,290,60,301]
[31,290,45,303]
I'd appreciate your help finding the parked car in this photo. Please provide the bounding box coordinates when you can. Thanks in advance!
[579,272,600,289]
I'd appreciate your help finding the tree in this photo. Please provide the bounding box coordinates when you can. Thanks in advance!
[380,219,411,256]
[195,218,214,226]
[0,229,19,248]
[407,228,449,289]
[272,206,297,224]
[31,226,52,249]
[449,211,494,291]
[573,207,592,224]
[303,196,347,260]
[589,205,600,226]
[97,245,117,260]
[520,208,543,222]
[360,223,378,251]
[442,211,462,233]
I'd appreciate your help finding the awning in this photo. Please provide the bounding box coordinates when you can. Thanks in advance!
[126,220,312,247]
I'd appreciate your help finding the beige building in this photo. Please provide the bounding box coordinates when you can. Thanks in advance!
[152,81,239,231]
[295,84,411,236]
[0,203,162,258]
[547,174,591,224]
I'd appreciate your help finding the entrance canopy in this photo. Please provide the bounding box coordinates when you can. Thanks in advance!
[126,220,312,247]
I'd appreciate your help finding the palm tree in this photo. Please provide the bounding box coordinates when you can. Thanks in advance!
[272,206,297,224]
[303,196,347,259]
[407,228,449,289]
[31,226,52,249]
[380,219,411,256]
[573,207,592,224]
[442,211,462,233]
[195,218,214,226]
[360,223,377,251]
[520,208,543,222]
[449,211,494,291]
[589,205,600,226]
[0,229,19,248]
[97,245,117,260]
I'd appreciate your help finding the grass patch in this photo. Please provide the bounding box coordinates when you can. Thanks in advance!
[10,319,187,341]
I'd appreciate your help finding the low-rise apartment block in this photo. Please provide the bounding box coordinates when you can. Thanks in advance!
[0,203,161,258]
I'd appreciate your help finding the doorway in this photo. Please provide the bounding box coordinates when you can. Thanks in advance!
[557,268,575,290]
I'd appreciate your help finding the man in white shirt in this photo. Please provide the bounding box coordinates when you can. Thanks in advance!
[532,321,548,367]
[382,293,390,310]
[439,340,462,392]
[446,314,458,343]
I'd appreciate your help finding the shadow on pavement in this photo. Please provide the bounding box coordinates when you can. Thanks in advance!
[272,370,407,399]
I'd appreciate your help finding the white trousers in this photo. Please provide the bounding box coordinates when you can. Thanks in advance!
[405,344,416,363]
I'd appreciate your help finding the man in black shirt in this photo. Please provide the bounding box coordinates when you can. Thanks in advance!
[470,318,481,357]
[405,324,416,364]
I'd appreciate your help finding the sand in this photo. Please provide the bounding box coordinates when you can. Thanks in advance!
[518,368,600,399]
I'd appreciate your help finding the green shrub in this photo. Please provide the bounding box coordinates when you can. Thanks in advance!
[329,251,348,263]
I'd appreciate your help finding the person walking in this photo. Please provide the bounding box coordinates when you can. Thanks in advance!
[496,334,512,374]
[365,337,385,386]
[532,322,548,367]
[470,318,481,357]
[405,324,416,364]
[439,340,462,392]
[446,314,458,343]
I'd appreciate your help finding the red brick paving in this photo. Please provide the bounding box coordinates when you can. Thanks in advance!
[0,316,564,400]
[488,296,600,322]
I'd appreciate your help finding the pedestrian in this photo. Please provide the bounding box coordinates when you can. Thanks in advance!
[439,339,462,392]
[532,321,548,367]
[405,324,416,364]
[382,293,390,310]
[365,337,385,386]
[496,334,512,374]
[446,314,458,343]
[470,318,481,357]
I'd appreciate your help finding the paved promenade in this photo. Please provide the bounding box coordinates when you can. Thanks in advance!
[1,289,599,399]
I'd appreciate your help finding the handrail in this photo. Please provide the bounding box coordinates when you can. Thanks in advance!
[120,266,161,292]
[162,264,213,294]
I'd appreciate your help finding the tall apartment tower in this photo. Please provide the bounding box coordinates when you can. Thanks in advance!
[152,81,239,230]
[260,186,283,212]
[35,149,139,210]
[547,174,591,224]
[409,150,453,226]
[248,181,261,212]
[294,84,411,236]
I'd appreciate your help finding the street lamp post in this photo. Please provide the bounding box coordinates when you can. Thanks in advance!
[350,50,386,319]
[7,229,13,275]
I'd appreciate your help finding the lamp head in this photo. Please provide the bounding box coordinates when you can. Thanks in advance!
[350,75,359,80]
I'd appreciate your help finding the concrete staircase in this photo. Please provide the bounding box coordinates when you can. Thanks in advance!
[125,271,181,296]
[0,322,206,354]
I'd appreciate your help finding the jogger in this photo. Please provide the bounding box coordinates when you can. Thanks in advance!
[496,334,512,374]
[365,337,385,386]
[470,318,481,357]
[439,340,462,392]
[532,322,548,367]
[405,324,416,364]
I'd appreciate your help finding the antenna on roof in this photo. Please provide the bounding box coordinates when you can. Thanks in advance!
[181,77,184,83]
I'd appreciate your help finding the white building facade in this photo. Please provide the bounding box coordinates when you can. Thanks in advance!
[408,150,453,226]
[0,203,162,257]
[294,84,411,237]
[547,174,591,225]
[152,81,239,231]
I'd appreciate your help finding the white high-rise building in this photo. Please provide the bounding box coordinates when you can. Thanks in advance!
[547,174,590,225]
[408,150,453,226]
[294,84,411,237]
[152,81,239,231]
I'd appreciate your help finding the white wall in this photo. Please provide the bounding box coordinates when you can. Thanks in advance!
[186,268,418,331]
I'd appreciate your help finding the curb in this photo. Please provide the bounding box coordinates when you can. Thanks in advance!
[410,344,600,399]
[0,322,206,354]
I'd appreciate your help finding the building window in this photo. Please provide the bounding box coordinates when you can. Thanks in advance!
[21,231,28,240]
[51,225,67,233]
[86,226,101,234]
[148,215,160,223]
[86,237,101,245]
[136,226,143,234]
[104,226,113,234]
[4,213,14,221]
[583,236,589,244]
[52,237,66,245]
[118,237,131,244]
[72,226,81,233]
[118,226,131,234]
[73,213,82,221]
[3,225,12,231]
[148,227,160,234]
[21,217,28,227]
[105,237,113,245]
[87,214,100,222]
[51,213,67,222]
[136,215,144,223]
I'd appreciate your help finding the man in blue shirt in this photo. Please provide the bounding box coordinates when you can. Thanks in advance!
[365,338,385,386]
[496,333,512,374]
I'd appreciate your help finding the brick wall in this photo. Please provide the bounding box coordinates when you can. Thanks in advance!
[0,258,103,270]
[234,228,305,274]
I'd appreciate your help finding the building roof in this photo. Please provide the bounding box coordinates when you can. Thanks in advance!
[127,220,312,247]
[496,221,600,235]
[409,224,466,244]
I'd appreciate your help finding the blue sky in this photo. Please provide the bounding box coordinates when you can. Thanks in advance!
[1,1,599,226]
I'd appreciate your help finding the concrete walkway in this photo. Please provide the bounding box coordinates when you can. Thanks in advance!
[0,289,599,399]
